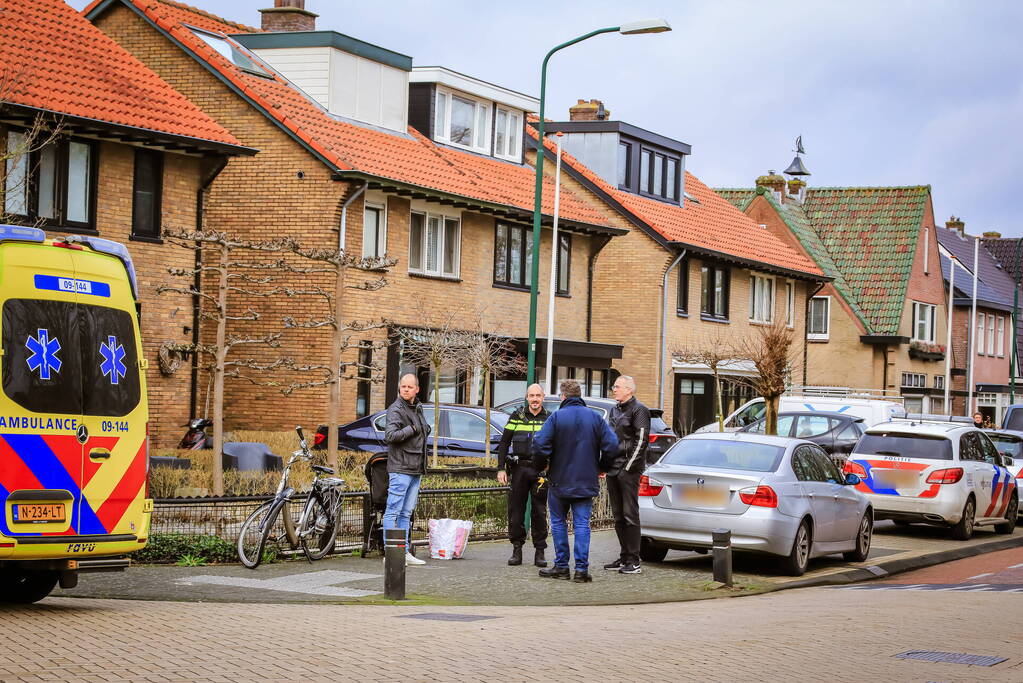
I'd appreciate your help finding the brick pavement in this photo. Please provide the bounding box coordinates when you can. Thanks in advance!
[2,585,1021,682]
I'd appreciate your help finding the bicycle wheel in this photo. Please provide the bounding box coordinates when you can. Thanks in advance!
[238,499,283,569]
[299,490,339,561]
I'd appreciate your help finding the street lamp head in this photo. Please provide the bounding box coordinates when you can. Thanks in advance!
[618,19,672,35]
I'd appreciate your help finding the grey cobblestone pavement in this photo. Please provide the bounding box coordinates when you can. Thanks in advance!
[53,525,1023,606]
[2,585,1021,681]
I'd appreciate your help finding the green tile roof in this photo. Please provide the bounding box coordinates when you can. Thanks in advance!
[716,185,931,335]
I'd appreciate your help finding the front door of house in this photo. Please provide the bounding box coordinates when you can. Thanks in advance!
[674,374,715,435]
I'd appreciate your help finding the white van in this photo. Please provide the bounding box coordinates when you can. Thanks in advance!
[694,394,904,433]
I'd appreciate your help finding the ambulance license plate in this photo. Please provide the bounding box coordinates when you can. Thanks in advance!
[13,504,66,523]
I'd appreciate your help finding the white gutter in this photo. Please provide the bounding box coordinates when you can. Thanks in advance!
[944,256,954,413]
[544,134,563,394]
[339,181,368,251]
[658,249,687,410]
[967,236,979,415]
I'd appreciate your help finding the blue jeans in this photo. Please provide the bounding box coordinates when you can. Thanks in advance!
[382,472,422,546]
[547,491,593,572]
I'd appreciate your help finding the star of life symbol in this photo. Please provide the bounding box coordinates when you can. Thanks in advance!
[26,328,62,380]
[100,335,127,385]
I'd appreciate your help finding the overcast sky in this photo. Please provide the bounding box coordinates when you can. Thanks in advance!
[73,0,1022,237]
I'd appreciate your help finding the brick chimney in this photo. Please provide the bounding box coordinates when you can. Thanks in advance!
[786,177,806,202]
[946,215,965,233]
[259,0,317,32]
[755,170,787,202]
[983,231,1002,239]
[569,99,610,121]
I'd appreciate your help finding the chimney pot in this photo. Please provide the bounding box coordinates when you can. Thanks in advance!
[946,216,965,233]
[259,0,318,31]
[569,98,610,122]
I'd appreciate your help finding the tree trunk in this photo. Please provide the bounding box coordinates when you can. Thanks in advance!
[483,367,492,467]
[325,262,345,468]
[432,358,441,469]
[211,243,228,497]
[713,367,725,432]
[765,394,780,436]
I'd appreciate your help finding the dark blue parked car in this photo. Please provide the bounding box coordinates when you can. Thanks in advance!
[314,404,509,459]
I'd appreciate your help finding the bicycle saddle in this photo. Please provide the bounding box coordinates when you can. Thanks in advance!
[312,465,335,475]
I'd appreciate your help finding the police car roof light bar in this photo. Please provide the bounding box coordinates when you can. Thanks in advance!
[0,224,45,244]
[73,235,140,301]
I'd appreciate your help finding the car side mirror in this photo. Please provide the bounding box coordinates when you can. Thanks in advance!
[1004,456,1015,467]
[844,473,862,486]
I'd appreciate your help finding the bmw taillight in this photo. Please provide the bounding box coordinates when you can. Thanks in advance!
[926,467,963,484]
[638,475,663,496]
[843,461,868,478]
[738,485,778,508]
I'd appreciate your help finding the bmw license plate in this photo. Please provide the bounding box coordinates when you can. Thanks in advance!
[679,485,728,507]
[12,504,66,523]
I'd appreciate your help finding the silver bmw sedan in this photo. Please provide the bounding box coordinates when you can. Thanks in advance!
[638,431,872,576]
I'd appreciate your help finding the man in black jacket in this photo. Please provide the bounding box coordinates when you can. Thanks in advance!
[383,373,431,566]
[497,383,549,567]
[604,375,651,575]
[532,380,619,583]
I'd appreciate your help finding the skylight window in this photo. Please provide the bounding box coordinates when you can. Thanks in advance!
[188,26,271,77]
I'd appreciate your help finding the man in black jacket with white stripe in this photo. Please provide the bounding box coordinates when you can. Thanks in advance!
[604,375,651,575]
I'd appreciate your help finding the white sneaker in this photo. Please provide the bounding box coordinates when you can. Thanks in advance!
[405,552,426,566]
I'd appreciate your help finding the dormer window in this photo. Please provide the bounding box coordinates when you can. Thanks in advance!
[435,87,489,153]
[494,107,522,162]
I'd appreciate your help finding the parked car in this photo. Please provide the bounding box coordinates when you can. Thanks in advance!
[314,405,509,459]
[844,421,1018,539]
[694,394,903,433]
[495,395,678,464]
[984,429,1023,517]
[638,432,872,576]
[1002,404,1023,431]
[738,411,865,456]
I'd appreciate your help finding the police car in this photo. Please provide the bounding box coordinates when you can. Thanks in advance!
[844,418,1017,540]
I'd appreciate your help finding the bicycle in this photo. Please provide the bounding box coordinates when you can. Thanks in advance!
[237,426,346,568]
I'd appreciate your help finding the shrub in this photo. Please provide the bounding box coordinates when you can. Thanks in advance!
[133,533,240,564]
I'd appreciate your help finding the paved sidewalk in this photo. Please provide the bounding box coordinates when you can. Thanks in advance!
[54,524,1023,606]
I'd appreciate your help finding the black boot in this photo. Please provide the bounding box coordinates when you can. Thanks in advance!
[573,571,593,583]
[534,547,547,568]
[508,544,523,566]
[539,566,570,579]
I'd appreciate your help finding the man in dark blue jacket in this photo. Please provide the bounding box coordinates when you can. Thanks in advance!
[532,379,619,583]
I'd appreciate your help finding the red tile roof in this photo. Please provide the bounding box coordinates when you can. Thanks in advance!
[2,0,242,148]
[88,0,618,231]
[529,127,823,277]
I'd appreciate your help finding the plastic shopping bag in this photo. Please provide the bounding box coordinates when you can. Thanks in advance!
[428,518,473,559]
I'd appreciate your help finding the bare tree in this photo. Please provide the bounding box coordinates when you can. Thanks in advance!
[671,330,737,433]
[463,313,527,467]
[396,300,474,468]
[735,322,797,435]
[285,244,395,467]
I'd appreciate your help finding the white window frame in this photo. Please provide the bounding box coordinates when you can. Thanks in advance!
[408,208,461,279]
[987,315,996,355]
[934,374,945,390]
[912,302,936,343]
[785,281,795,328]
[749,274,775,323]
[977,312,986,356]
[362,199,387,259]
[901,372,926,388]
[494,106,522,162]
[997,316,1006,356]
[434,86,489,154]
[808,295,830,340]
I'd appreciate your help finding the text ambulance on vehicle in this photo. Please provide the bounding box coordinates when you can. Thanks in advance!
[0,225,152,603]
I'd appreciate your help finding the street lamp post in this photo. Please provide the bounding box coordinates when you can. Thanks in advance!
[526,19,671,383]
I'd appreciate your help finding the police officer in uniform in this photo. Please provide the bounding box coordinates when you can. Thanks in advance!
[497,383,550,567]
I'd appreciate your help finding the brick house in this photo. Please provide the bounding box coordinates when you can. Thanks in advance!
[719,176,949,413]
[531,104,827,434]
[938,219,1015,423]
[980,234,1023,396]
[85,0,634,441]
[0,0,253,446]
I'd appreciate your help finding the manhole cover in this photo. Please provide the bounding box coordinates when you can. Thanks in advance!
[398,613,499,622]
[894,651,1007,667]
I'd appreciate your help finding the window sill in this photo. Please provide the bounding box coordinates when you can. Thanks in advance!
[130,234,164,245]
[676,310,689,318]
[409,271,461,283]
[748,319,775,327]
[492,281,530,293]
[556,291,571,299]
[808,336,830,343]
[700,315,730,324]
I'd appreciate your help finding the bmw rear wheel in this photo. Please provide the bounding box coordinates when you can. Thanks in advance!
[639,537,669,563]
[995,495,1018,534]
[781,520,812,576]
[951,497,976,541]
[843,511,873,562]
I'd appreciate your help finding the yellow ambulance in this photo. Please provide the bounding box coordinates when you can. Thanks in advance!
[0,225,152,603]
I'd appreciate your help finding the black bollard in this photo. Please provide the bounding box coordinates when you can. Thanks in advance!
[712,528,732,587]
[384,528,406,600]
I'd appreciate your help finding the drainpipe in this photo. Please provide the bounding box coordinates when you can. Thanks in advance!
[339,181,368,251]
[802,281,825,387]
[659,250,687,410]
[189,156,229,420]
[586,235,612,341]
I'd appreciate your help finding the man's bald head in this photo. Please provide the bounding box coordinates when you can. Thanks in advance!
[526,383,544,413]
[399,373,420,401]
